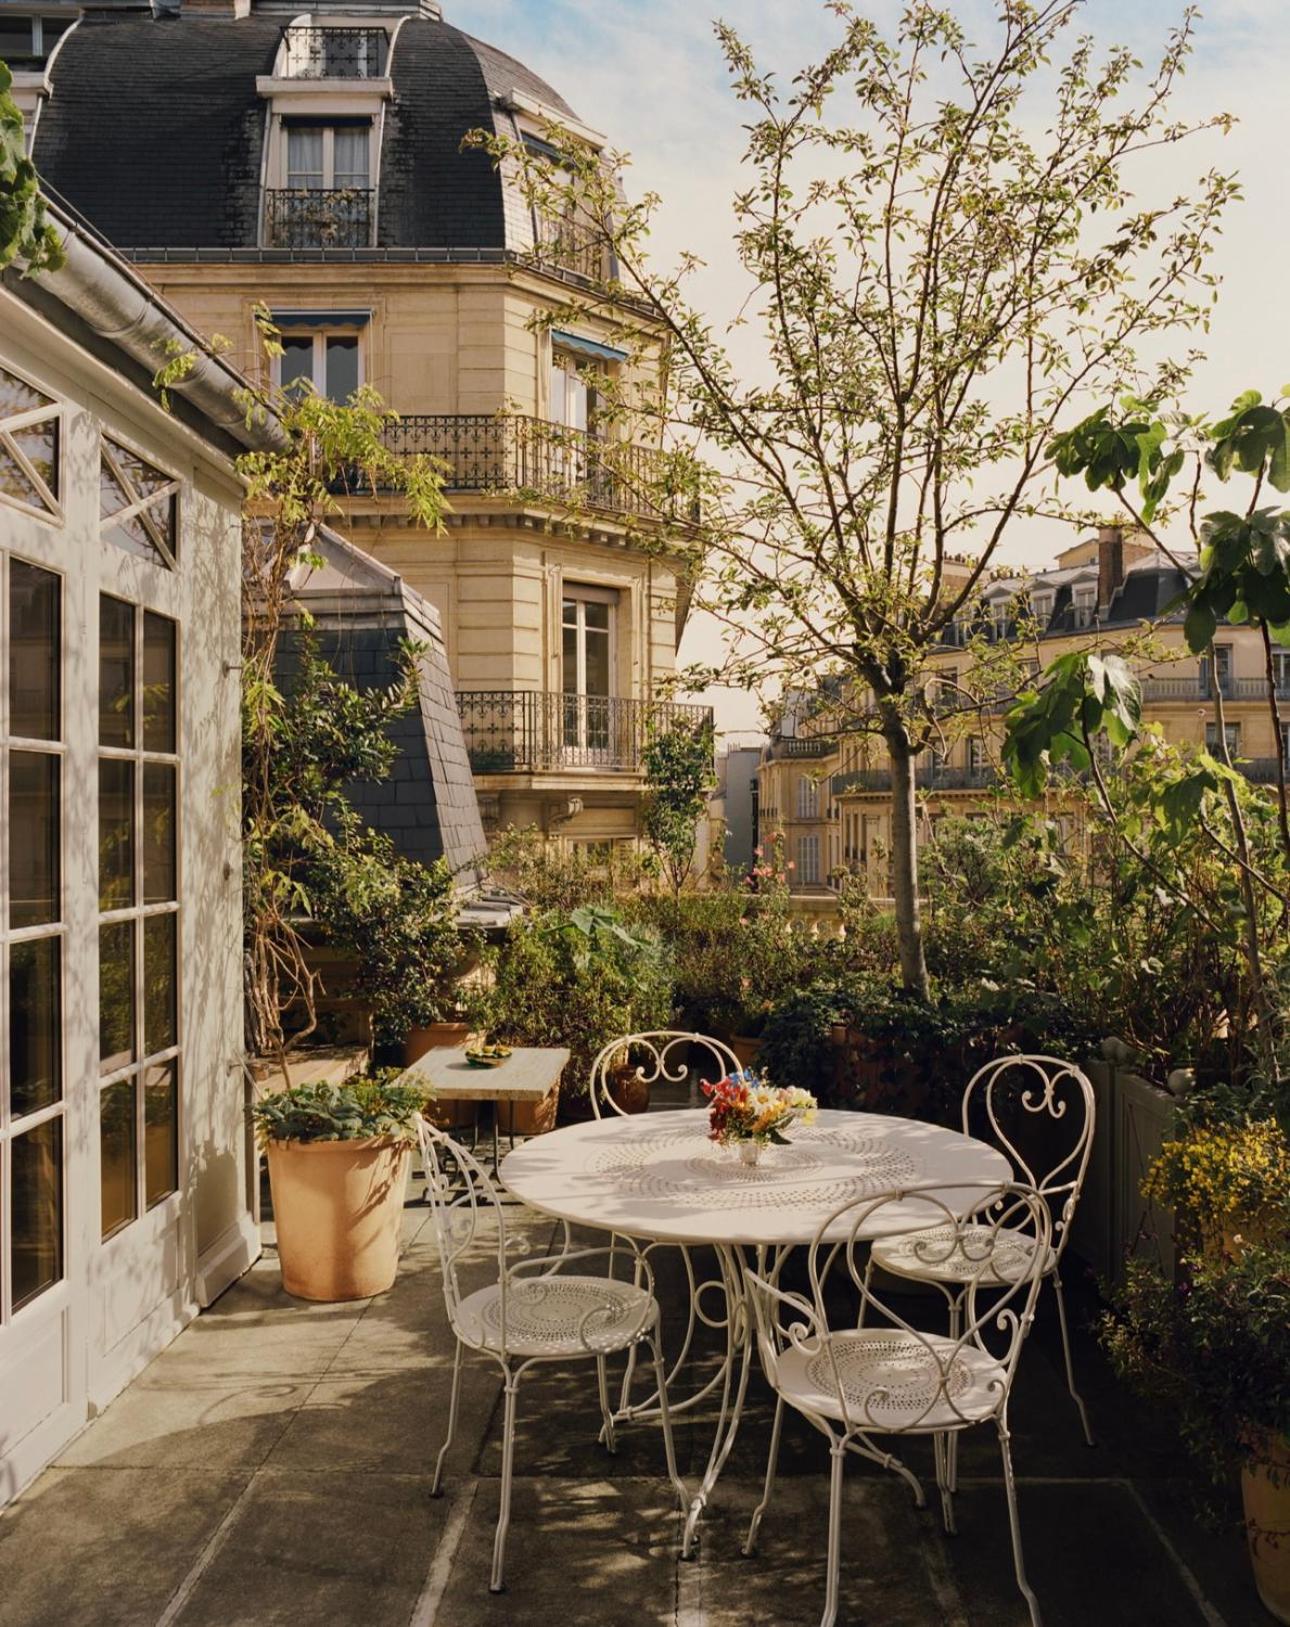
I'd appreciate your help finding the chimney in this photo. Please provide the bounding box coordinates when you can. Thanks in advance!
[1097,524,1125,612]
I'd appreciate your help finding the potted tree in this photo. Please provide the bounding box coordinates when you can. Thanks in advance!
[1105,1116,1290,1621]
[252,1074,426,1301]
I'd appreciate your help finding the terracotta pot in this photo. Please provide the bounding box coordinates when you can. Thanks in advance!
[730,1035,762,1069]
[497,1087,560,1139]
[403,1021,470,1064]
[267,1135,411,1302]
[1242,1436,1290,1624]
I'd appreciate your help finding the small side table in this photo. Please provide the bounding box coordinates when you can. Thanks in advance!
[394,1045,571,1167]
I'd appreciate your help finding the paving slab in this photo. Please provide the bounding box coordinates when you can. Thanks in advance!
[0,1467,245,1627]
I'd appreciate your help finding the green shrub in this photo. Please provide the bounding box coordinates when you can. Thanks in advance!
[484,906,674,1094]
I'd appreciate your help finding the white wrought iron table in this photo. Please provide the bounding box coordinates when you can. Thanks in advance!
[500,1107,1010,1551]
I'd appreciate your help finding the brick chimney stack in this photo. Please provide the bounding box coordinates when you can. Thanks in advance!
[1097,524,1125,612]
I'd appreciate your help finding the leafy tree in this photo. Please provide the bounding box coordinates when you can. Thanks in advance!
[233,314,451,1060]
[473,1,1234,996]
[0,62,62,271]
[642,715,716,902]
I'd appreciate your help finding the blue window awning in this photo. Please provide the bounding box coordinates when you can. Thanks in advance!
[271,310,372,329]
[552,329,628,364]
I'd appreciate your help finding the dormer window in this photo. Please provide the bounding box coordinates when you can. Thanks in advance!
[281,25,388,81]
[265,119,374,248]
[1030,590,1055,626]
[0,13,73,72]
[1072,583,1096,628]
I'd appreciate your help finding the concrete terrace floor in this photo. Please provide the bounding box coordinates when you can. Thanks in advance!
[0,1134,1266,1627]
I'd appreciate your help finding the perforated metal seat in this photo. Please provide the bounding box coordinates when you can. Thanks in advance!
[454,1275,659,1358]
[871,1221,1052,1285]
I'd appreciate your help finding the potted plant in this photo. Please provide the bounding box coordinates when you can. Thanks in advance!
[1105,1117,1290,1621]
[251,1074,425,1302]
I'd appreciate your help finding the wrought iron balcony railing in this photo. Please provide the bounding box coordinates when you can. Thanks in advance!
[766,736,838,760]
[1140,675,1290,702]
[381,414,670,520]
[280,26,388,79]
[832,763,997,795]
[531,214,611,282]
[263,188,374,250]
[457,691,713,775]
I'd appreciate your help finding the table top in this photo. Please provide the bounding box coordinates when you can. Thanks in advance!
[395,1046,571,1103]
[499,1108,1012,1248]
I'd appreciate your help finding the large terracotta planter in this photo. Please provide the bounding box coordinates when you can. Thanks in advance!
[497,1086,560,1139]
[267,1136,411,1302]
[1243,1437,1290,1624]
[729,1035,762,1069]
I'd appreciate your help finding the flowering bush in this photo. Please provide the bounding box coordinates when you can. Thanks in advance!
[703,1071,817,1148]
[1143,1117,1290,1252]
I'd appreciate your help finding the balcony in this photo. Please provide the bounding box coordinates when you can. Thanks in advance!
[832,764,997,795]
[531,214,611,282]
[263,188,374,250]
[765,736,838,760]
[1140,675,1290,703]
[457,691,712,775]
[280,26,389,79]
[381,415,670,521]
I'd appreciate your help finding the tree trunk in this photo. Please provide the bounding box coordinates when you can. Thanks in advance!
[887,729,931,1000]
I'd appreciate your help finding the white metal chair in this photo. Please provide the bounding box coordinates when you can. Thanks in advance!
[416,1117,688,1593]
[744,1182,1053,1627]
[586,1030,745,1438]
[587,1029,743,1118]
[868,1054,1096,1447]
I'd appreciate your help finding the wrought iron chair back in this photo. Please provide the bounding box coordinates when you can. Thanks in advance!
[961,1054,1094,1264]
[587,1029,742,1118]
[745,1181,1052,1437]
[415,1115,512,1348]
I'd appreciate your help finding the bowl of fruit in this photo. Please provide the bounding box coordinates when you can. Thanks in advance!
[464,1042,513,1069]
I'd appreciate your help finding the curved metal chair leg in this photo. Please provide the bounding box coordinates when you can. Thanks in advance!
[1050,1272,1095,1446]
[596,1354,618,1455]
[431,1340,463,1497]
[742,1392,784,1556]
[997,1416,1043,1627]
[821,1441,847,1627]
[651,1332,689,1513]
[490,1375,520,1594]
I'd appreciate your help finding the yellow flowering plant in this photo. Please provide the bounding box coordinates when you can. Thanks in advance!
[1144,1119,1290,1247]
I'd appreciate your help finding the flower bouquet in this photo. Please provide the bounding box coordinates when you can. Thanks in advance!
[702,1071,817,1166]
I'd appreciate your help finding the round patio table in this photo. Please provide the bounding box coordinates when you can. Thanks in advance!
[500,1107,1010,1550]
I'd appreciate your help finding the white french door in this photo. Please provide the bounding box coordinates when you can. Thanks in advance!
[561,586,615,760]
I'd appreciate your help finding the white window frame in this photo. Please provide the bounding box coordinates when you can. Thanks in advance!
[272,327,365,400]
[796,834,820,885]
[99,432,180,573]
[1072,583,1096,628]
[0,361,63,526]
[0,549,67,1332]
[281,122,373,191]
[796,776,819,820]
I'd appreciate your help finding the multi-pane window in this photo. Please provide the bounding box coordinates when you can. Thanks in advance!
[1205,720,1241,760]
[0,363,60,523]
[562,587,614,754]
[100,437,179,570]
[1072,584,1096,628]
[1201,644,1233,698]
[797,834,820,885]
[0,13,73,70]
[2,557,64,1320]
[277,330,361,402]
[286,123,370,190]
[967,736,988,777]
[796,776,819,820]
[97,597,180,1240]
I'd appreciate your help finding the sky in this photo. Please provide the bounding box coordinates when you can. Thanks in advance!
[459,0,1290,739]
